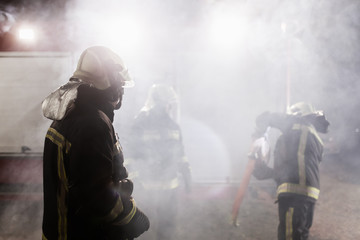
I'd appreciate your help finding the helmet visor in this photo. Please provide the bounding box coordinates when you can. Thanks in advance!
[111,63,134,88]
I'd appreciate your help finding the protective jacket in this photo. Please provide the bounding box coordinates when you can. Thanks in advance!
[125,104,190,240]
[127,106,191,191]
[253,113,324,202]
[42,85,149,240]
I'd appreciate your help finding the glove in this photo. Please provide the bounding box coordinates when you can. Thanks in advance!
[118,207,150,239]
[248,134,272,180]
[106,204,150,240]
[252,158,275,180]
[117,179,133,197]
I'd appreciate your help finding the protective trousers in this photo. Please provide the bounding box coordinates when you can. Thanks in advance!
[277,196,315,240]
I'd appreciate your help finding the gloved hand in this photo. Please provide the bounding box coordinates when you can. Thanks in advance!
[248,134,273,180]
[118,207,150,239]
[252,159,271,180]
[106,205,150,240]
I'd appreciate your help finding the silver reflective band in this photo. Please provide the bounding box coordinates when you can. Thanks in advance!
[277,183,320,200]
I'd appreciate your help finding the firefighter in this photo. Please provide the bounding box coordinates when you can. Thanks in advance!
[41,46,149,240]
[251,102,330,240]
[126,84,191,240]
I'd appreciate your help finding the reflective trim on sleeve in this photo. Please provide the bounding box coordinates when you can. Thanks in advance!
[142,129,181,141]
[168,130,180,140]
[297,125,309,186]
[142,130,161,141]
[42,233,48,240]
[47,127,72,153]
[46,127,71,240]
[113,198,137,226]
[292,124,323,187]
[277,183,320,200]
[57,144,68,239]
[292,124,323,146]
[286,207,294,240]
[308,125,323,146]
[181,156,189,163]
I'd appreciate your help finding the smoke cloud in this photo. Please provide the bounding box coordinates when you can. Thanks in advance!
[1,0,360,239]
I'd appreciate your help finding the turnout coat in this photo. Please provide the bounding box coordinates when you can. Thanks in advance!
[253,113,324,202]
[42,85,148,240]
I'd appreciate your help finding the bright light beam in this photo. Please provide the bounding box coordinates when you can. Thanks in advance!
[207,5,246,50]
[74,13,146,56]
[102,16,143,51]
[18,27,36,42]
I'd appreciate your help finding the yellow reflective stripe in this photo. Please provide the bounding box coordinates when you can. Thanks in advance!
[46,128,71,153]
[142,130,181,141]
[297,125,308,186]
[292,124,300,130]
[168,130,180,140]
[57,147,68,240]
[182,156,189,163]
[286,207,294,240]
[114,199,137,226]
[292,124,323,186]
[42,233,48,240]
[308,125,323,146]
[96,197,124,223]
[57,146,69,192]
[46,130,64,148]
[293,124,323,146]
[277,183,320,200]
[46,127,71,240]
[57,188,68,240]
[142,130,161,141]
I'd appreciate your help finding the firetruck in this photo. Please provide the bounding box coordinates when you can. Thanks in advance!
[0,52,72,235]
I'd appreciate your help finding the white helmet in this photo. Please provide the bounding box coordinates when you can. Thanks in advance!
[287,102,323,117]
[72,46,133,90]
[288,102,330,133]
[42,46,133,120]
[142,84,178,111]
